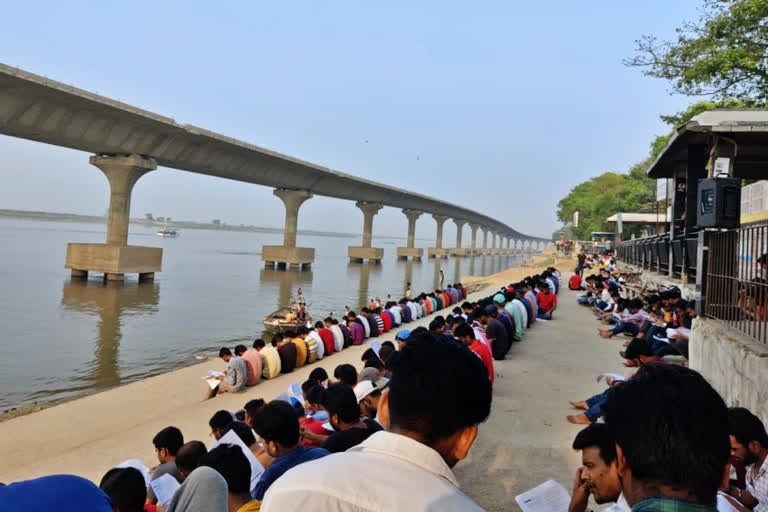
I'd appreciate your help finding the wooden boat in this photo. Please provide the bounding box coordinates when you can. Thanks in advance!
[263,289,311,333]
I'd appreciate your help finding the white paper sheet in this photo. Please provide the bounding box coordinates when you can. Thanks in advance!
[207,370,225,378]
[515,479,571,512]
[115,459,151,486]
[289,381,303,400]
[214,428,265,491]
[370,339,381,357]
[149,473,181,506]
[204,377,220,389]
[596,372,626,384]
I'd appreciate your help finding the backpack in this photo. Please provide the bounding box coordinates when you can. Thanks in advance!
[569,275,582,290]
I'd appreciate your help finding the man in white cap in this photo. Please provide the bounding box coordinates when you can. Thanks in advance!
[354,377,389,425]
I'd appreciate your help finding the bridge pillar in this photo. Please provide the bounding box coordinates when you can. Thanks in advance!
[397,209,424,261]
[263,189,315,270]
[491,232,497,254]
[450,219,468,256]
[349,201,383,263]
[469,224,479,255]
[428,214,449,258]
[65,155,162,282]
[481,227,489,255]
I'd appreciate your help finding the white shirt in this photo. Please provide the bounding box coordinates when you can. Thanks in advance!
[747,461,768,512]
[262,431,483,512]
[307,331,324,359]
[408,301,419,320]
[604,493,631,512]
[330,325,344,352]
[359,315,371,337]
[718,491,744,512]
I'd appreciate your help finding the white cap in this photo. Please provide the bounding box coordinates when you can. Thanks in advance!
[353,377,390,403]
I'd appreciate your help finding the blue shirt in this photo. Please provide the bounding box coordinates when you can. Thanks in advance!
[252,445,329,500]
[0,475,113,512]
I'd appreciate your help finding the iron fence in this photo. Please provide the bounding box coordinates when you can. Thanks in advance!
[705,222,768,344]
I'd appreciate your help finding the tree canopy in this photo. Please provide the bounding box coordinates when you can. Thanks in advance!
[625,0,768,102]
[556,100,753,240]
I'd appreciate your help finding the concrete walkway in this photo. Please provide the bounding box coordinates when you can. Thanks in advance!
[456,286,628,511]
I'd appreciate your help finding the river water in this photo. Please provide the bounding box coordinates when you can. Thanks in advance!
[0,218,523,411]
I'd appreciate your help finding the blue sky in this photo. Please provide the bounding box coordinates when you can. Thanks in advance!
[0,0,701,239]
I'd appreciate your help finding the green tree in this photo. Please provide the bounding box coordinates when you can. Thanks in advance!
[625,0,768,102]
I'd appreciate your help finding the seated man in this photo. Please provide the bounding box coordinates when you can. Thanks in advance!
[568,341,662,424]
[454,322,494,384]
[726,407,768,510]
[199,444,258,512]
[261,331,492,511]
[0,475,113,511]
[253,339,281,380]
[206,347,248,399]
[568,424,629,512]
[175,441,208,479]
[333,364,357,387]
[536,282,557,320]
[146,426,184,505]
[598,299,648,339]
[320,383,383,453]
[603,364,730,510]
[99,467,147,512]
[251,401,329,501]
[273,334,297,374]
[208,410,234,440]
[235,344,262,387]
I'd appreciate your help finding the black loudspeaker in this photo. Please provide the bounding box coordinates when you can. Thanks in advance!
[697,178,741,229]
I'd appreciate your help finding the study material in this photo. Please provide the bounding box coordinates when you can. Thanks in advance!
[207,370,225,378]
[289,381,303,400]
[322,422,335,432]
[596,373,626,384]
[149,473,181,506]
[274,392,291,403]
[214,429,265,491]
[370,339,381,357]
[515,479,571,512]
[115,459,151,486]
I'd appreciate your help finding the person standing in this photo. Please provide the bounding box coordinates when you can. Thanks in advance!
[405,282,412,299]
[439,269,445,288]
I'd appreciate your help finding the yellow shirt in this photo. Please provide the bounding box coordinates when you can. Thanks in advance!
[259,345,281,379]
[237,500,261,512]
[291,337,307,368]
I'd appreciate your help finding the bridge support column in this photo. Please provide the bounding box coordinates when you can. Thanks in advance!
[469,224,479,255]
[65,155,162,281]
[428,214,449,258]
[491,232,497,254]
[397,209,424,261]
[450,219,468,256]
[263,189,315,270]
[349,201,383,263]
[481,228,489,255]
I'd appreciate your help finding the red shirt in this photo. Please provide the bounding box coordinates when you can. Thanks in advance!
[469,340,494,384]
[318,328,335,356]
[299,416,333,448]
[381,312,392,332]
[536,291,557,312]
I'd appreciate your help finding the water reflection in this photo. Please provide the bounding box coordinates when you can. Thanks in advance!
[60,279,160,388]
[259,267,314,310]
[345,262,382,309]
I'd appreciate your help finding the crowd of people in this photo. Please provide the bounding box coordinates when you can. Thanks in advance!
[559,248,768,512]
[5,250,768,512]
[0,266,567,511]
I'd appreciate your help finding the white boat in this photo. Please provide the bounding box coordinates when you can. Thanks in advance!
[156,228,179,237]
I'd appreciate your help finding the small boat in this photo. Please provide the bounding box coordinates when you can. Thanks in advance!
[263,289,312,334]
[156,228,179,237]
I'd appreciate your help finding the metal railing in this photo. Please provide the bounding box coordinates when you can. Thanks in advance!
[705,223,768,344]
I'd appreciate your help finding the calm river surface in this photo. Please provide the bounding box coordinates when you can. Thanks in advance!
[0,218,523,411]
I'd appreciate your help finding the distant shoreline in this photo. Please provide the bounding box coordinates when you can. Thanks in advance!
[0,208,434,241]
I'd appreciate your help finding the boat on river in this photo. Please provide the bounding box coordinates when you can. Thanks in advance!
[156,228,179,237]
[263,288,312,333]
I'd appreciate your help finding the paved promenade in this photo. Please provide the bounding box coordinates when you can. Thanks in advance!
[457,285,626,511]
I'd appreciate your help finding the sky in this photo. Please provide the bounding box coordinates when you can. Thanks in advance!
[0,0,702,240]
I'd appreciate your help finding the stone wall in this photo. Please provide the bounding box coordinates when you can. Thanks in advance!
[689,317,768,422]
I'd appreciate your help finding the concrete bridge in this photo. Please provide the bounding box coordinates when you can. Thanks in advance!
[0,63,550,280]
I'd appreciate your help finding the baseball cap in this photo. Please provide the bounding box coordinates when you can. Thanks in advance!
[358,367,380,383]
[395,329,411,341]
[354,377,390,403]
[493,293,505,304]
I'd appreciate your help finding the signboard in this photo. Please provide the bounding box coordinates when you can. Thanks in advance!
[573,211,579,227]
[656,179,669,202]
